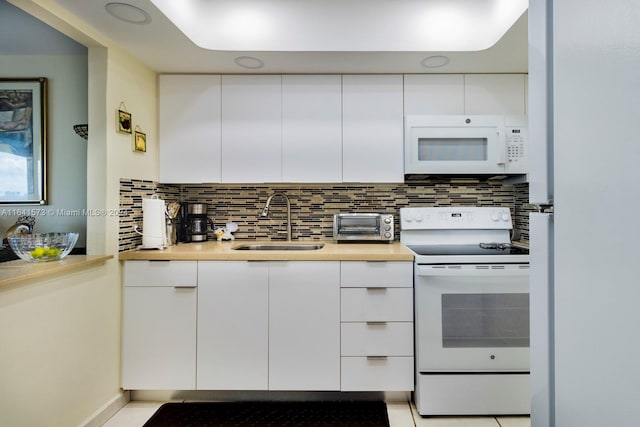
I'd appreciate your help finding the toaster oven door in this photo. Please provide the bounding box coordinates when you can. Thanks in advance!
[334,214,381,240]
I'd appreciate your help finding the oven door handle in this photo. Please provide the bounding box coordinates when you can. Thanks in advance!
[416,266,529,277]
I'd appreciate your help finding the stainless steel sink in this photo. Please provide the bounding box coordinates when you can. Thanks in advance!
[232,243,325,251]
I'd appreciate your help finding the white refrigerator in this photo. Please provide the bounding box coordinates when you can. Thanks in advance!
[529,1,640,426]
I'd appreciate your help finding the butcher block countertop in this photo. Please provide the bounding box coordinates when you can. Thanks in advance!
[0,255,113,288]
[118,240,414,262]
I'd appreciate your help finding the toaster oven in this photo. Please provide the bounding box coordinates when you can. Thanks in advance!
[333,213,394,242]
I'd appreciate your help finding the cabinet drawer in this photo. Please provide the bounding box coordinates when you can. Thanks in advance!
[123,261,197,287]
[341,288,413,321]
[341,356,414,391]
[340,261,413,288]
[341,322,413,356]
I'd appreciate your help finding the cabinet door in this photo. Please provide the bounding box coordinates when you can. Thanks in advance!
[464,74,527,115]
[159,75,221,183]
[122,286,196,389]
[341,288,414,322]
[221,75,282,183]
[404,74,465,115]
[197,261,269,390]
[268,261,340,390]
[282,75,342,182]
[342,75,404,182]
[340,261,413,288]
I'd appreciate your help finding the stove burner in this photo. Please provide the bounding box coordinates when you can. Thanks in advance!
[407,243,529,257]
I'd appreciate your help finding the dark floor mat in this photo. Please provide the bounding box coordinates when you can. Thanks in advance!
[142,401,390,427]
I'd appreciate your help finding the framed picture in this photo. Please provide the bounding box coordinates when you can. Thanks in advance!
[134,129,146,152]
[0,77,48,205]
[117,109,132,134]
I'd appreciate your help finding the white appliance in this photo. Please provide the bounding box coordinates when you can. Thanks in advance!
[404,115,527,178]
[401,207,530,416]
[332,213,394,242]
[528,1,640,426]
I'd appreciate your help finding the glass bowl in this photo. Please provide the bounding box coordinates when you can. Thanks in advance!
[7,232,79,262]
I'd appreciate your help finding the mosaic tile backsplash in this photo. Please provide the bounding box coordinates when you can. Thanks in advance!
[119,178,532,251]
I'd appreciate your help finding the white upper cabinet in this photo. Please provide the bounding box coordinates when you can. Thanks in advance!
[158,75,221,183]
[221,75,282,183]
[342,75,404,182]
[158,73,527,184]
[464,74,527,116]
[404,74,465,115]
[282,75,343,182]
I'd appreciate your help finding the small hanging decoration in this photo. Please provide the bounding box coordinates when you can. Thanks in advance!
[133,125,146,152]
[73,124,88,140]
[117,101,132,134]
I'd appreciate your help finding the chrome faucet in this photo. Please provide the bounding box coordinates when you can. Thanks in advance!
[260,192,292,241]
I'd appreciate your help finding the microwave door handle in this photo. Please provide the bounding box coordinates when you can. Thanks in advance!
[496,129,507,165]
[496,128,507,165]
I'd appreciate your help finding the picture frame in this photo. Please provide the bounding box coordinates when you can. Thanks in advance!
[117,109,132,134]
[0,77,48,205]
[134,129,146,152]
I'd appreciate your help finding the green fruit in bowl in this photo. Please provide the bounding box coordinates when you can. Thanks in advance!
[45,246,61,257]
[30,247,45,258]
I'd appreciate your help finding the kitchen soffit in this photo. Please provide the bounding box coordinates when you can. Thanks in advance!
[150,0,528,52]
[11,0,528,73]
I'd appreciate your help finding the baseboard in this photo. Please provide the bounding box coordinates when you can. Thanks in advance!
[79,390,131,427]
[130,390,410,403]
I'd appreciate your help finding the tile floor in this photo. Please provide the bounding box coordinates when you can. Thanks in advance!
[102,400,531,427]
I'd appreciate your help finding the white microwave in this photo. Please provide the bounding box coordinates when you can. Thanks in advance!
[404,115,527,178]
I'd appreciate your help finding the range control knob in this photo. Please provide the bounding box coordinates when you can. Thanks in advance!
[501,212,510,222]
[404,214,413,223]
[384,225,392,231]
[490,211,500,221]
[384,232,392,238]
[415,214,424,222]
[384,217,392,224]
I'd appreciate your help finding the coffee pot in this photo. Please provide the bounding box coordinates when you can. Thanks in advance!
[179,203,213,242]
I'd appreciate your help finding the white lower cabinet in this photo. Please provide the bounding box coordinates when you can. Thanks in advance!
[341,357,414,392]
[197,260,340,391]
[339,261,414,391]
[197,261,269,390]
[268,261,340,390]
[341,322,413,357]
[122,261,198,390]
[122,259,412,392]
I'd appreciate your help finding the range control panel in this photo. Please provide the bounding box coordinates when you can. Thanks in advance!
[400,207,512,231]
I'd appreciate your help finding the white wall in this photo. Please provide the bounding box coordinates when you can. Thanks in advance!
[86,46,158,255]
[0,263,120,427]
[0,53,89,247]
[0,1,159,425]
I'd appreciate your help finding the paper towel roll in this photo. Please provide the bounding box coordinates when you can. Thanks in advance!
[141,197,167,249]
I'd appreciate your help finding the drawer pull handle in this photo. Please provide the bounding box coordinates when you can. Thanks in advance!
[174,285,196,289]
[366,356,388,360]
[366,287,387,292]
[366,322,388,326]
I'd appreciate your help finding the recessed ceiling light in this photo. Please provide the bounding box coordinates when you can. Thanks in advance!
[105,2,151,25]
[421,55,450,68]
[234,56,265,69]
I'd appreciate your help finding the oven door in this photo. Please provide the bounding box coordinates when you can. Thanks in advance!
[415,263,529,372]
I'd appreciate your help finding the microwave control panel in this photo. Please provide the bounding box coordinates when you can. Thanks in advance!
[505,126,528,173]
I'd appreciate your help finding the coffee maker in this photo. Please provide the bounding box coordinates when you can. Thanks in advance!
[179,203,213,242]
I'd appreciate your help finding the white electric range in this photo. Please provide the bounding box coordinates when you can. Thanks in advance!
[400,206,530,416]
